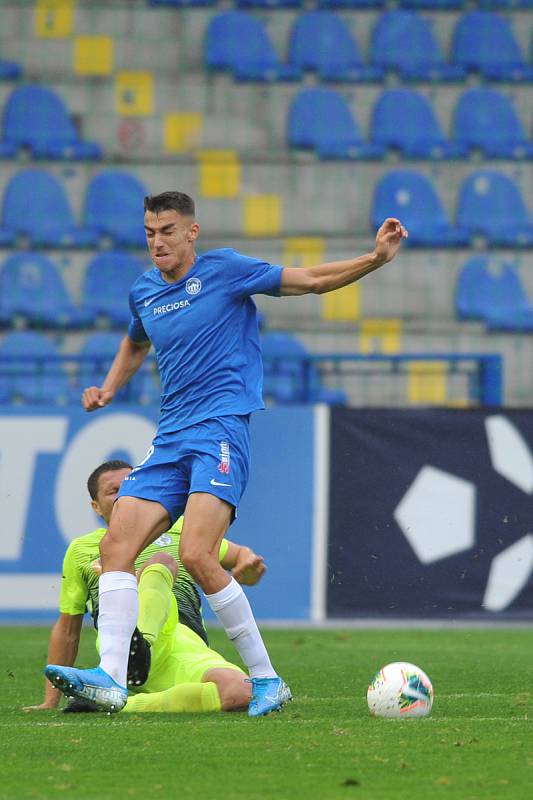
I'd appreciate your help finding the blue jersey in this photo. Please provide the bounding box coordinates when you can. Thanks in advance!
[128,248,283,436]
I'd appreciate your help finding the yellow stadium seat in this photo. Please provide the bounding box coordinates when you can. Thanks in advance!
[243,195,281,236]
[164,113,203,153]
[360,318,402,354]
[116,72,154,116]
[74,35,113,76]
[35,0,74,38]
[322,285,361,322]
[282,237,325,268]
[407,361,448,405]
[197,151,241,198]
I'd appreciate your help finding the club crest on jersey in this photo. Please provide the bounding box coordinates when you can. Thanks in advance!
[153,534,172,547]
[217,440,231,475]
[186,277,202,295]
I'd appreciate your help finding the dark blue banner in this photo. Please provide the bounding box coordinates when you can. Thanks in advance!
[327,409,533,619]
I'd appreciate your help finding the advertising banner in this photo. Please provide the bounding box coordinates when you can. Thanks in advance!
[328,409,533,619]
[0,405,316,621]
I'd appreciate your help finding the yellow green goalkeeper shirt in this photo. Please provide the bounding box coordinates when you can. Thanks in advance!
[59,518,229,645]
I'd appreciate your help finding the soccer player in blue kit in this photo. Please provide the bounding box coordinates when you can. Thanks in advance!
[46,192,407,716]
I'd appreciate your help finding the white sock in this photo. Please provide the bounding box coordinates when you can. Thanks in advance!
[98,571,138,688]
[206,577,276,679]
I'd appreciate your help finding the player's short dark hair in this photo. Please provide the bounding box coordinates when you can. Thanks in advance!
[87,460,133,501]
[144,191,195,217]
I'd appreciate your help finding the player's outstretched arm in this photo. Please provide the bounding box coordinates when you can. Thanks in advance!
[222,542,266,586]
[280,218,408,297]
[82,335,151,412]
[23,613,84,711]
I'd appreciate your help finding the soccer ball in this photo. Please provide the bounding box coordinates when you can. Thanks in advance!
[367,661,434,719]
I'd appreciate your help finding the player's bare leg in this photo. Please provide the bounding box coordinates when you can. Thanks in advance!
[203,668,251,711]
[46,497,170,712]
[180,492,291,716]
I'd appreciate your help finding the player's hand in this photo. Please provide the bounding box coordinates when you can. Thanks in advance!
[22,702,58,712]
[373,218,408,265]
[232,548,266,586]
[82,386,115,412]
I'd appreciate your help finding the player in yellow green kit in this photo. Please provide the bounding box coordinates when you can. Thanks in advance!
[30,460,266,714]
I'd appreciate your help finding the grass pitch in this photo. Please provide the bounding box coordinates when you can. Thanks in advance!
[1,626,532,800]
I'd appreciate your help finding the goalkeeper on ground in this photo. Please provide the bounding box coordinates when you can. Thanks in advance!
[25,459,265,714]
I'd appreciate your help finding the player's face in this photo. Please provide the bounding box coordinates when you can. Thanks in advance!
[144,209,200,281]
[92,468,132,524]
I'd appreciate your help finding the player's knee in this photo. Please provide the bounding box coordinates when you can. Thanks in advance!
[138,552,177,581]
[179,541,207,576]
[99,532,136,568]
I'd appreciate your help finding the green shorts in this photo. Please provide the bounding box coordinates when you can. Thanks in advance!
[135,619,244,695]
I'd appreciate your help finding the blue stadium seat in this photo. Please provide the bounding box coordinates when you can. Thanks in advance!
[84,171,148,247]
[451,12,533,81]
[455,255,497,321]
[453,88,533,160]
[399,0,465,7]
[76,333,159,404]
[370,89,466,159]
[205,12,301,81]
[371,11,465,81]
[288,12,383,82]
[0,56,21,80]
[2,169,98,247]
[478,0,533,9]
[456,170,533,248]
[82,251,146,326]
[317,0,385,7]
[288,88,385,160]
[261,332,347,405]
[2,85,102,160]
[484,265,533,331]
[0,252,90,329]
[237,0,303,7]
[0,331,70,404]
[372,170,470,247]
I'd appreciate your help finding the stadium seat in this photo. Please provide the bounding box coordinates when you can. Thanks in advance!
[370,11,466,81]
[399,0,465,7]
[455,255,500,320]
[204,12,301,81]
[370,89,466,159]
[456,170,533,247]
[236,0,303,7]
[0,331,70,404]
[76,332,158,404]
[317,0,385,6]
[2,85,102,160]
[372,170,470,247]
[82,251,146,326]
[0,252,90,329]
[452,89,533,161]
[478,0,533,7]
[1,169,98,247]
[84,171,148,247]
[287,88,385,160]
[261,332,347,405]
[0,56,21,80]
[451,12,533,81]
[288,12,383,82]
[483,265,533,331]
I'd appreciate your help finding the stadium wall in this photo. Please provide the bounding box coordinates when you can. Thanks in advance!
[2,406,533,623]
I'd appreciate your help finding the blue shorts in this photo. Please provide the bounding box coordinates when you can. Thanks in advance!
[117,415,251,524]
